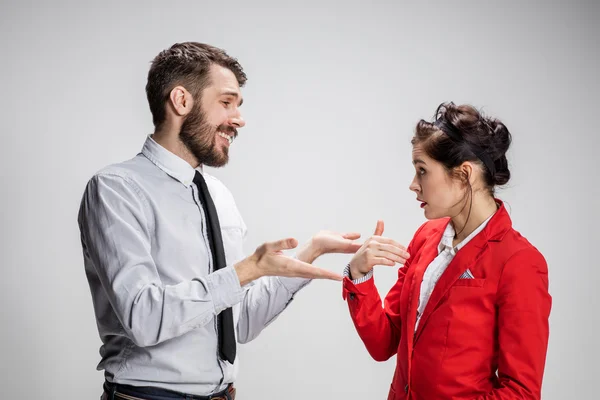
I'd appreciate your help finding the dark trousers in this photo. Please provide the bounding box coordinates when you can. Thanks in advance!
[102,381,236,400]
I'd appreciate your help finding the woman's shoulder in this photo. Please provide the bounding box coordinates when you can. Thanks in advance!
[496,227,547,267]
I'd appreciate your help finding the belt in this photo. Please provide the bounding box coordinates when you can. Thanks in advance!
[104,381,236,400]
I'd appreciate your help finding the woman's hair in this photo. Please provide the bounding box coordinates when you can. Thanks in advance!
[412,102,512,195]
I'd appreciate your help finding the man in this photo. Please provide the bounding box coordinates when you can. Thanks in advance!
[78,42,360,400]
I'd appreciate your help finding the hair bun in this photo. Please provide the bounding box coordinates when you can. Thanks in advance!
[416,102,513,189]
[484,118,512,186]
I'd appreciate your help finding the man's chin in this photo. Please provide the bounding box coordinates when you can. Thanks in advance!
[191,144,230,168]
[203,153,229,168]
[205,159,229,168]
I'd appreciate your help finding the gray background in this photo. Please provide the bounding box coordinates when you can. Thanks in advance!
[1,0,598,398]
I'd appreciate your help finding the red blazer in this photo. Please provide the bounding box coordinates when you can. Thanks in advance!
[343,201,551,400]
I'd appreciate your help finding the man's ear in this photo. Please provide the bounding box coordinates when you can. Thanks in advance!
[168,86,193,117]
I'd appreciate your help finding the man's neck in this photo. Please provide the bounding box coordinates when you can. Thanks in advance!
[151,128,200,169]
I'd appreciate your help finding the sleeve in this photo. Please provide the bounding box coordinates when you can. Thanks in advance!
[342,223,427,362]
[343,267,408,361]
[236,275,310,344]
[343,263,374,284]
[78,173,244,347]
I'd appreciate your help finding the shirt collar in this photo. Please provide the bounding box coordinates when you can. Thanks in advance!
[141,135,201,187]
[438,213,495,255]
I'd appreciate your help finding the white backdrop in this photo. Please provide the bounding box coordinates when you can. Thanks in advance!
[1,0,598,398]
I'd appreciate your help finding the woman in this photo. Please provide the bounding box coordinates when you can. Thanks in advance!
[343,102,551,400]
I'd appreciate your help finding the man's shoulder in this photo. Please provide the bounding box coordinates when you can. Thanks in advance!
[90,154,152,185]
[78,155,151,222]
[78,155,158,204]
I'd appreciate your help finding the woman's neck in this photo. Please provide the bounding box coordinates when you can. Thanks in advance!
[451,192,498,245]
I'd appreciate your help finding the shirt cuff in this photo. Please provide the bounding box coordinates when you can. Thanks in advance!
[343,263,373,284]
[206,266,245,314]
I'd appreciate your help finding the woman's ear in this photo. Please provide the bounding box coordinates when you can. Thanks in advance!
[459,161,475,186]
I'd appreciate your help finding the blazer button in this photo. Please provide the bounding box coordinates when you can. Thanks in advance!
[349,293,356,300]
[404,384,409,393]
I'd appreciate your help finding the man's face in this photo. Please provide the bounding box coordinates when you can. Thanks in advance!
[179,64,245,167]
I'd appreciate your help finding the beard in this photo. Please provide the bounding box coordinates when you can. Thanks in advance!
[179,103,237,168]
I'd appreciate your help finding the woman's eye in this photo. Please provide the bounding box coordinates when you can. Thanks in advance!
[222,101,230,107]
[419,168,426,175]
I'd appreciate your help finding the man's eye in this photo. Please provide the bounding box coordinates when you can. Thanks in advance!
[222,101,230,106]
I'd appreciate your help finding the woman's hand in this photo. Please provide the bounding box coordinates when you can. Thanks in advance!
[296,231,362,264]
[348,220,410,280]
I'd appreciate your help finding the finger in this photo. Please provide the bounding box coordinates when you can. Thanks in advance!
[374,220,384,236]
[342,232,361,240]
[375,243,410,259]
[371,257,396,267]
[265,238,299,253]
[344,241,362,253]
[371,236,407,251]
[372,249,409,264]
[284,259,343,281]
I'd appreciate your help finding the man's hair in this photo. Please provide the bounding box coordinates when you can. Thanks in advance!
[145,42,247,128]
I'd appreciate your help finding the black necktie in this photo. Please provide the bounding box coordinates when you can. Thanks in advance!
[193,171,236,364]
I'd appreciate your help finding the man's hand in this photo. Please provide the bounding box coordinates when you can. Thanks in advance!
[348,220,410,280]
[296,230,362,264]
[234,237,344,286]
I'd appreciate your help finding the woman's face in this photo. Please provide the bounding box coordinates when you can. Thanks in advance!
[409,144,468,220]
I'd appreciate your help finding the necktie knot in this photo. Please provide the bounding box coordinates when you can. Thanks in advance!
[193,170,206,186]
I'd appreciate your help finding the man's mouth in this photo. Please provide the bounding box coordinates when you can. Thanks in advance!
[217,131,233,145]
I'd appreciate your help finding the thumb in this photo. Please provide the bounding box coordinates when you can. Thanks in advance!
[266,238,299,253]
[374,220,384,236]
[342,232,361,240]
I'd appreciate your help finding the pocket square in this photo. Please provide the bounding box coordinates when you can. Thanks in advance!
[459,269,475,279]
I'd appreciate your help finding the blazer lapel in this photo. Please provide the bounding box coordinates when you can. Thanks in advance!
[413,230,489,342]
[405,200,512,344]
[405,224,447,353]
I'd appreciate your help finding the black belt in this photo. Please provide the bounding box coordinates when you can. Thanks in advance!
[104,381,235,400]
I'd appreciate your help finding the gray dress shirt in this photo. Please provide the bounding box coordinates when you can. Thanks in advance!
[78,135,310,395]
